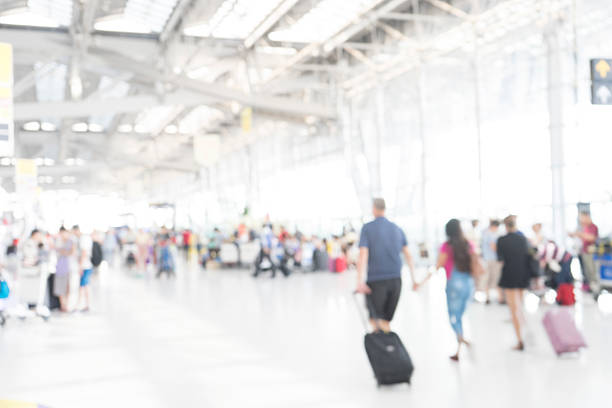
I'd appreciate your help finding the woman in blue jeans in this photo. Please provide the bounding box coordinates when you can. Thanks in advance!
[417,219,481,361]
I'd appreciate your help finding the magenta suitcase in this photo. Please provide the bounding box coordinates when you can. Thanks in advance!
[542,309,587,355]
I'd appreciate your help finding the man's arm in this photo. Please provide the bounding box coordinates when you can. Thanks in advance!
[355,247,371,294]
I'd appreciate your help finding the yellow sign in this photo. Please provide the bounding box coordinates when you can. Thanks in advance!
[16,159,37,177]
[596,59,611,79]
[0,43,12,84]
[241,107,252,133]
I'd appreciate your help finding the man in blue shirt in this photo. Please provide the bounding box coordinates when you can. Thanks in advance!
[356,198,416,332]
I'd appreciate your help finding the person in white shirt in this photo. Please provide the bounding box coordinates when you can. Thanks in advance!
[76,233,94,312]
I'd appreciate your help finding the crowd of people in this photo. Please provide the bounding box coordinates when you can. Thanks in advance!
[0,199,604,365]
[355,198,603,362]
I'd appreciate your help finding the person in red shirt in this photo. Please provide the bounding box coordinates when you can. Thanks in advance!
[569,211,599,292]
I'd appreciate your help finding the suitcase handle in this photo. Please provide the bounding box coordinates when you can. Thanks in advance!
[352,291,382,333]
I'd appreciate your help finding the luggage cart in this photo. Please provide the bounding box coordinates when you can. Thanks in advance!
[594,254,612,293]
[0,264,51,327]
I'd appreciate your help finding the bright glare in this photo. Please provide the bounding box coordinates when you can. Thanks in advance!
[598,292,612,314]
[88,123,104,133]
[94,14,153,34]
[183,0,285,39]
[268,0,382,43]
[40,122,56,131]
[23,121,41,131]
[72,122,88,132]
[0,9,59,28]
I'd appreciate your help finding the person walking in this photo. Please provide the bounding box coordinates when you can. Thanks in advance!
[355,198,416,333]
[54,227,75,312]
[480,219,503,304]
[497,215,531,351]
[569,211,599,294]
[417,219,482,361]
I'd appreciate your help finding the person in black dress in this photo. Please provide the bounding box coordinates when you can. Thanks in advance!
[497,215,530,351]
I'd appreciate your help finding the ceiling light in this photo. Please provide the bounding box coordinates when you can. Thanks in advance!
[64,158,75,166]
[0,158,11,166]
[40,122,56,131]
[72,122,88,132]
[118,124,133,133]
[88,123,104,132]
[23,121,40,131]
[134,124,147,133]
[43,158,54,166]
[34,158,44,166]
[61,176,76,184]
[165,124,178,134]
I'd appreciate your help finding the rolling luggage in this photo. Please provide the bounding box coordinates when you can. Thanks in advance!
[335,257,347,273]
[46,274,60,310]
[542,308,586,356]
[312,249,329,272]
[353,293,413,386]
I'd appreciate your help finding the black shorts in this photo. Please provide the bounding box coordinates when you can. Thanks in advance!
[366,278,402,321]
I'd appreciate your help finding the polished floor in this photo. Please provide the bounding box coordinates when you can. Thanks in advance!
[1,260,611,408]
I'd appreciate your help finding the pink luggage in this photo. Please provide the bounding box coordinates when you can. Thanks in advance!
[542,308,586,356]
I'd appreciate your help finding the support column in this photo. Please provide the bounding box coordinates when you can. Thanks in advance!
[472,27,484,217]
[546,21,567,244]
[372,83,385,197]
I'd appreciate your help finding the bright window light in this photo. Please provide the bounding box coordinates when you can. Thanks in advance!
[23,121,40,131]
[0,9,59,28]
[183,0,285,40]
[94,14,153,34]
[268,0,382,43]
[94,0,178,34]
[72,122,88,132]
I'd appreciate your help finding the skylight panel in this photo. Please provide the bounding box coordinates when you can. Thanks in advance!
[268,0,382,43]
[95,0,178,34]
[183,0,285,40]
[0,0,73,28]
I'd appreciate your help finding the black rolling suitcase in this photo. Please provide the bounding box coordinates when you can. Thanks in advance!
[46,273,61,310]
[353,293,414,386]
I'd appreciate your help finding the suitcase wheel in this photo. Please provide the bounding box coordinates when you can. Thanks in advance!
[0,315,5,327]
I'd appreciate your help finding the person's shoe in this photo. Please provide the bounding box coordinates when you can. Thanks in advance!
[512,342,525,351]
[449,354,459,362]
[485,299,491,305]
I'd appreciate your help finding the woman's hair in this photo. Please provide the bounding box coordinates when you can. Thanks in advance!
[445,219,472,273]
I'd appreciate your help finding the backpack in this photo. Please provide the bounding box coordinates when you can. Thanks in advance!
[91,241,103,267]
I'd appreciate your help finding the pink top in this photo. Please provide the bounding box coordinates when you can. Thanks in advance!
[440,241,475,279]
